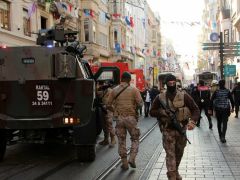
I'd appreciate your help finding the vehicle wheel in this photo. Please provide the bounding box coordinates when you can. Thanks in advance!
[0,130,7,161]
[76,145,96,162]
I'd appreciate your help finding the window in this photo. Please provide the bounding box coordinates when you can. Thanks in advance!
[98,32,108,48]
[152,30,156,41]
[0,0,10,30]
[113,0,117,14]
[114,30,118,42]
[99,11,106,24]
[224,29,229,43]
[84,19,89,42]
[93,23,96,43]
[23,9,31,36]
[41,16,47,29]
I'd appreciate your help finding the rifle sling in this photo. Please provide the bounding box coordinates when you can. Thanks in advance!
[113,84,129,101]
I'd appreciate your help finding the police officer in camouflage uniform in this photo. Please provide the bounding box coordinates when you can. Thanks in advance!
[98,82,116,147]
[150,74,200,180]
[107,72,143,170]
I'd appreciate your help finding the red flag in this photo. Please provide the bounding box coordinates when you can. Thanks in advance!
[90,9,94,18]
[130,17,134,27]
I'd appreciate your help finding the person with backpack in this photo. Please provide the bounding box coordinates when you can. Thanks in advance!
[196,80,212,129]
[209,79,234,143]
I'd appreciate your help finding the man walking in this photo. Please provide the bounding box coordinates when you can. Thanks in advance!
[150,74,200,180]
[107,72,143,170]
[142,87,151,117]
[209,79,234,143]
[97,81,116,147]
[231,81,240,118]
[196,80,212,129]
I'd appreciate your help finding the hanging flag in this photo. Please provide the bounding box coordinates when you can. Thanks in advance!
[148,18,151,26]
[112,13,121,19]
[125,16,131,26]
[142,18,145,28]
[73,7,79,18]
[130,17,134,27]
[90,9,94,18]
[115,42,121,53]
[83,9,90,16]
[105,13,111,20]
[27,2,37,19]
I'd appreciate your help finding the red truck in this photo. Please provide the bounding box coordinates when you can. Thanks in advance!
[91,62,145,92]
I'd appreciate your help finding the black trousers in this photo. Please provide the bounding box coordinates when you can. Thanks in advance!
[215,109,229,139]
[144,102,151,117]
[234,99,240,116]
[197,104,212,126]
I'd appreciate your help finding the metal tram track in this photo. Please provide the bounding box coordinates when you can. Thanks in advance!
[94,122,158,180]
[12,122,158,180]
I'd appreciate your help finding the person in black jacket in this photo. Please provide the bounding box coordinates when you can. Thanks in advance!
[231,82,240,118]
[149,86,160,105]
[209,79,234,143]
[196,80,212,129]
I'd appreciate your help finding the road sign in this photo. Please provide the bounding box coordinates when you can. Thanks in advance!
[224,65,236,77]
[210,32,219,42]
[202,46,219,50]
[202,43,219,46]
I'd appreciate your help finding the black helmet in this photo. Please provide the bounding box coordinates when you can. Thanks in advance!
[121,71,131,80]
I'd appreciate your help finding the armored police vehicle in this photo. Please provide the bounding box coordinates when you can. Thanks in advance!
[0,29,120,161]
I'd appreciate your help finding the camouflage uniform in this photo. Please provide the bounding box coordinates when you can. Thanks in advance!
[107,82,143,169]
[150,90,200,180]
[98,87,116,146]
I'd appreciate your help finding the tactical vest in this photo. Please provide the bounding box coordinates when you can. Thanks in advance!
[158,90,191,124]
[214,89,230,109]
[113,85,138,116]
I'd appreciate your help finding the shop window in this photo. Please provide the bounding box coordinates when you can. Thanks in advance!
[0,0,10,30]
[23,8,31,37]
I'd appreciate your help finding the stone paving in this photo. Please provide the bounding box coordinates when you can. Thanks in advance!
[147,113,240,180]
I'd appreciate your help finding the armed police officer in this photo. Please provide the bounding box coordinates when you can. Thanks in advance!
[107,72,143,170]
[97,81,116,147]
[150,74,200,180]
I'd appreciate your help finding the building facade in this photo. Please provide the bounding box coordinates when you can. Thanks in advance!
[0,0,162,87]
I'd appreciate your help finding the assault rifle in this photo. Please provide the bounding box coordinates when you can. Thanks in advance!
[158,99,191,144]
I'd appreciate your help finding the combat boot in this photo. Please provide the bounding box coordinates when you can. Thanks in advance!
[120,158,129,170]
[167,171,176,180]
[99,137,109,145]
[109,135,116,147]
[128,156,136,168]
